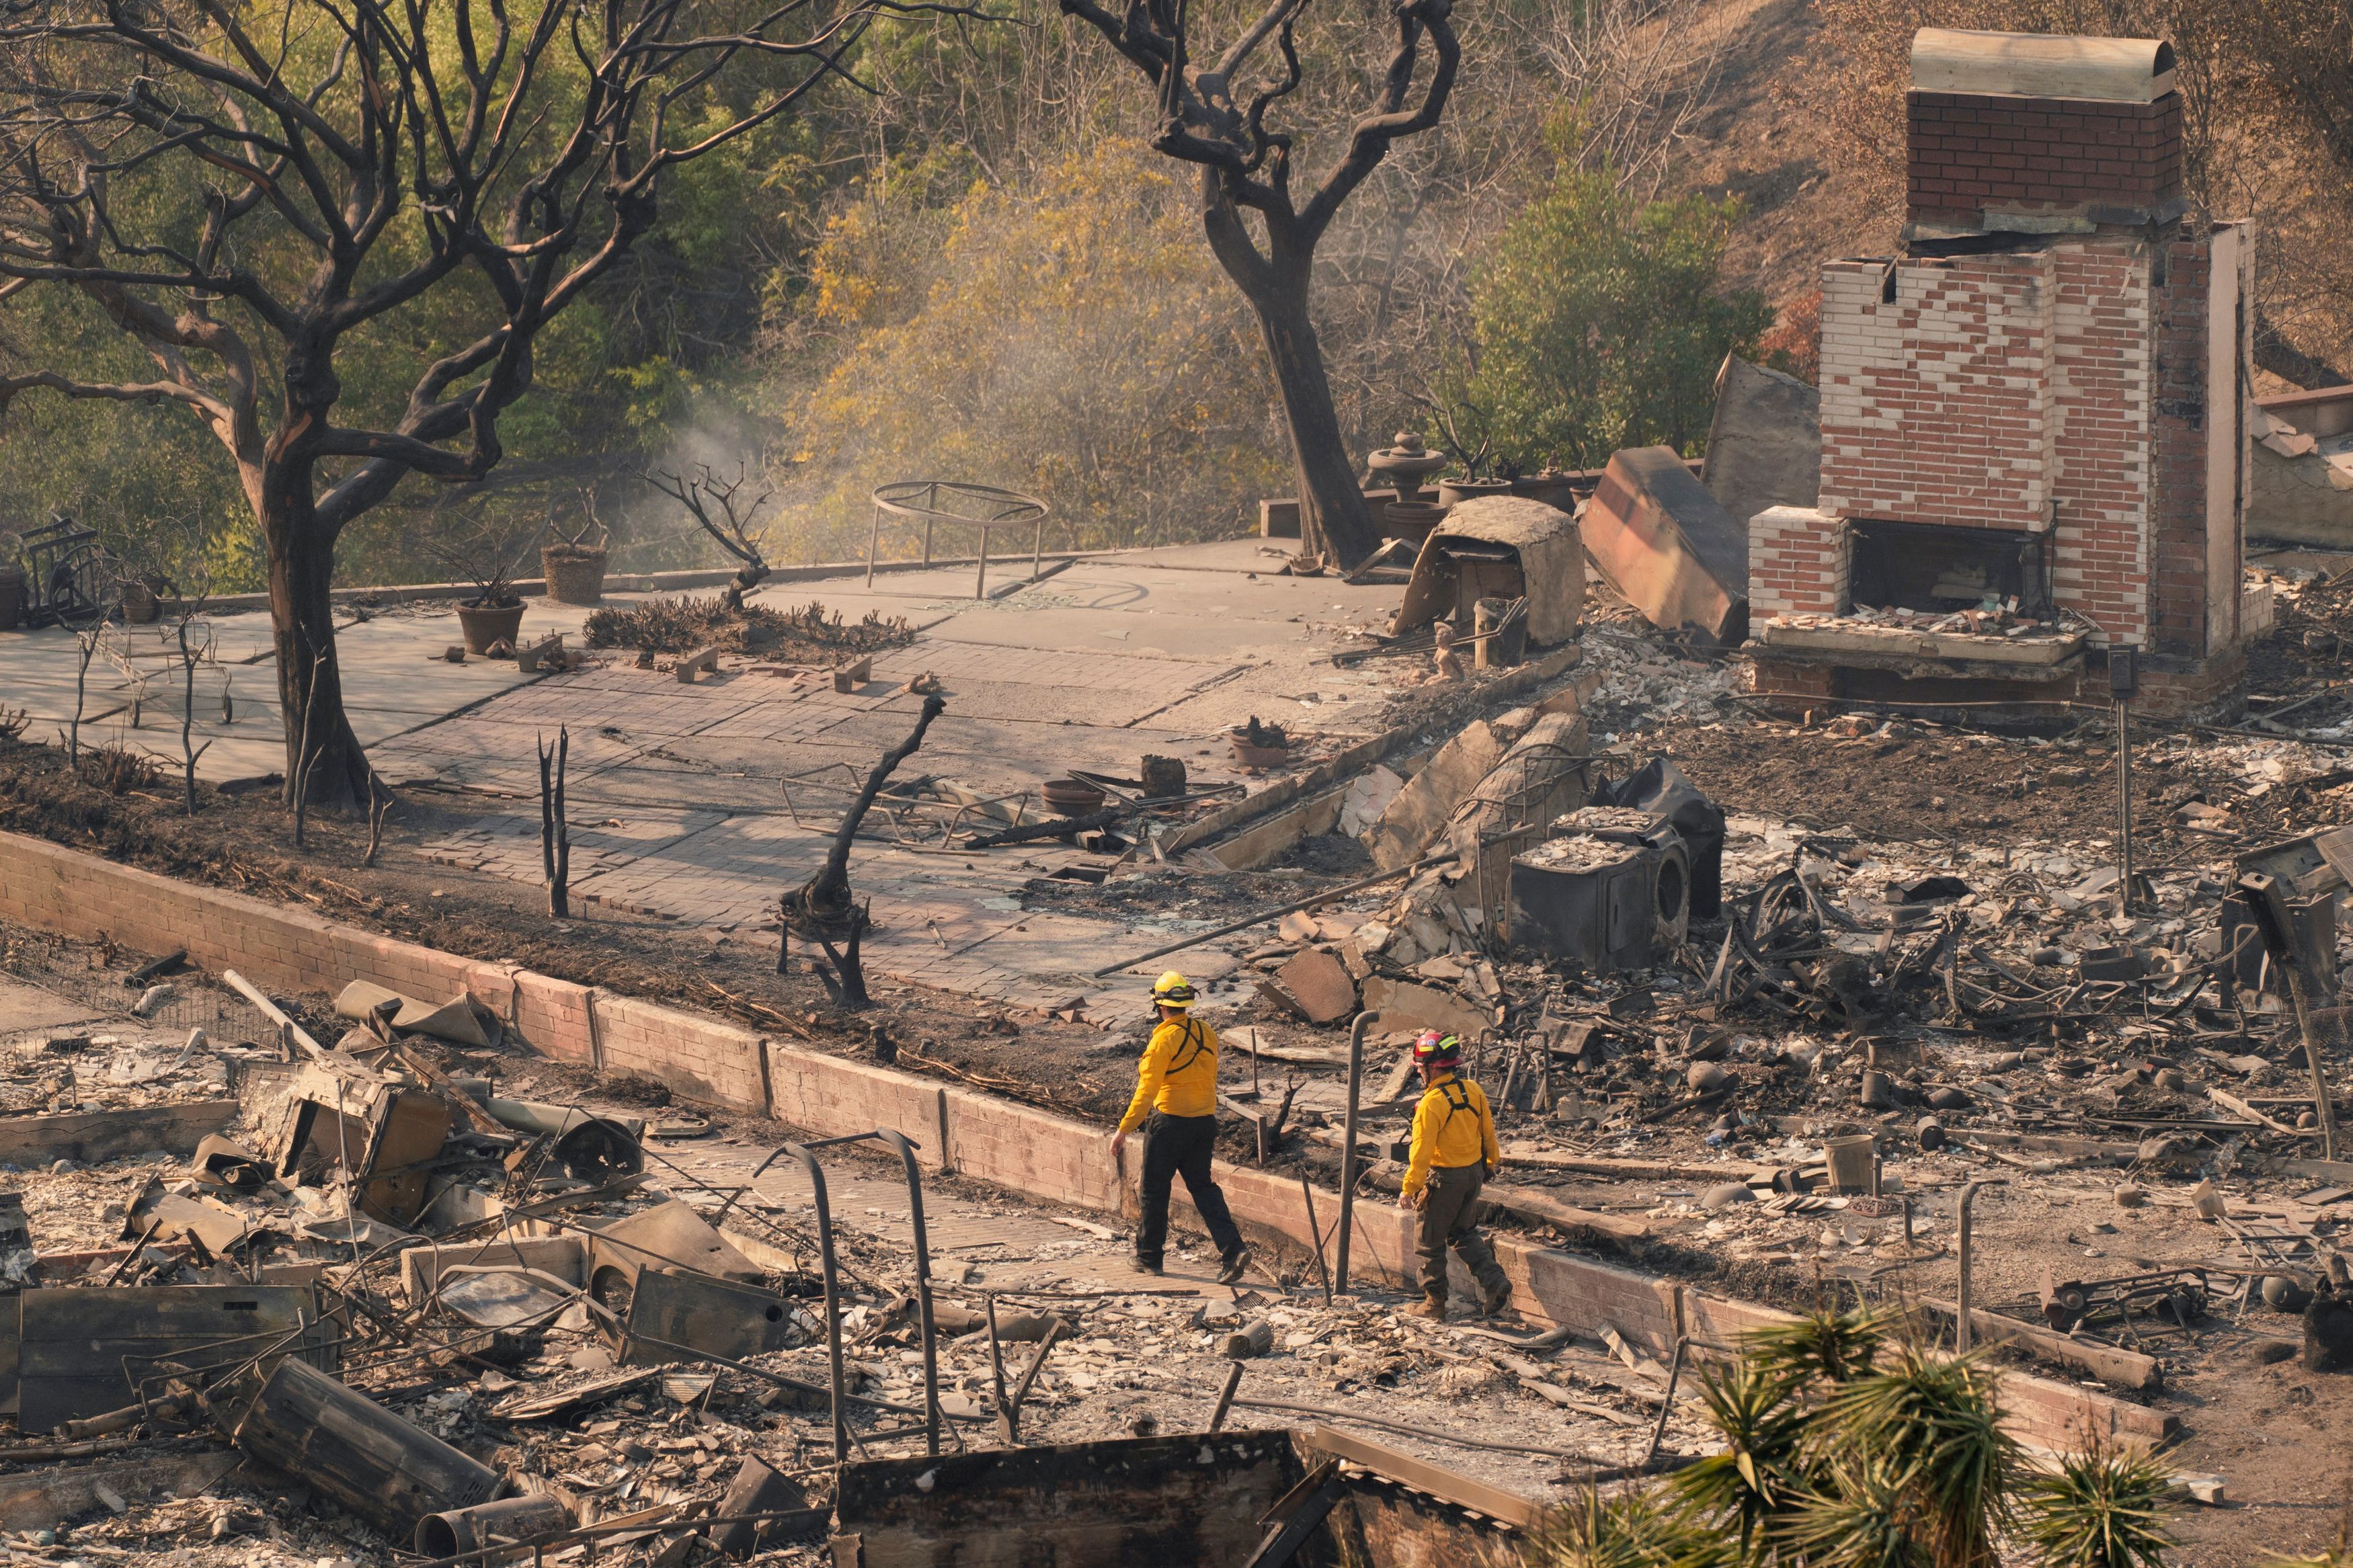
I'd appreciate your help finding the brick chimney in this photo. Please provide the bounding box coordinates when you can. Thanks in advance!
[1905,29,2183,239]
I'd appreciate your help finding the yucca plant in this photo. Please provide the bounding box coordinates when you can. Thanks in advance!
[1741,1304,1890,1393]
[1773,1456,1935,1568]
[1519,1484,1731,1568]
[1806,1342,2014,1568]
[1671,1359,1811,1559]
[2016,1444,2174,1568]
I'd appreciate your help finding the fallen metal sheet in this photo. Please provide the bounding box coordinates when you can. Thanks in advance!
[355,1087,455,1227]
[587,1198,762,1300]
[1704,355,1821,529]
[222,1356,500,1536]
[1581,444,1749,644]
[14,1284,335,1432]
[0,1450,243,1532]
[713,1456,807,1560]
[619,1267,801,1366]
[122,1175,255,1255]
[437,1266,579,1330]
[487,1366,662,1422]
[0,1100,239,1167]
[334,981,494,1048]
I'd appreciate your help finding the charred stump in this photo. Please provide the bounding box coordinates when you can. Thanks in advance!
[782,693,947,1009]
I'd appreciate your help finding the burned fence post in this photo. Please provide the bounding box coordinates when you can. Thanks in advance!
[783,693,947,1009]
[540,727,571,919]
[1335,1008,1382,1292]
[1954,1179,2005,1354]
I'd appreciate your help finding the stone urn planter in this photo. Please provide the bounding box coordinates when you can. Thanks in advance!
[541,542,608,605]
[1437,477,1517,507]
[457,597,526,655]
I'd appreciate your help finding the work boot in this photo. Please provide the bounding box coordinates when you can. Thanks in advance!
[1479,1276,1513,1317]
[1216,1247,1252,1285]
[1130,1255,1162,1276]
[1408,1292,1447,1321]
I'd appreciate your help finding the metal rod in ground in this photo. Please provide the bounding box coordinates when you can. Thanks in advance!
[2286,965,2342,1161]
[1000,1319,1066,1443]
[1954,1180,2004,1354]
[878,1130,941,1457]
[2117,698,2132,909]
[1336,1009,1382,1292]
[1640,1336,1688,1470]
[781,1142,850,1462]
[985,1292,1010,1443]
[1210,1362,1244,1433]
[1089,857,1458,979]
[1298,1172,1333,1305]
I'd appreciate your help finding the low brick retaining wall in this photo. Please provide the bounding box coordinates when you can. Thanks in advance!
[0,829,2168,1450]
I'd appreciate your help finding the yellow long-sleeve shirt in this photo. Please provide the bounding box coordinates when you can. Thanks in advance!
[1400,1072,1501,1200]
[1117,1016,1220,1132]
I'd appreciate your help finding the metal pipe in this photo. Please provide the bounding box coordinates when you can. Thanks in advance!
[2117,698,2132,911]
[1298,1172,1332,1305]
[1954,1179,2006,1353]
[1000,1318,1065,1443]
[1209,1362,1244,1432]
[984,1291,1009,1442]
[975,524,990,600]
[865,505,881,591]
[779,1142,848,1462]
[1031,517,1043,581]
[1335,1009,1382,1293]
[876,1130,939,1456]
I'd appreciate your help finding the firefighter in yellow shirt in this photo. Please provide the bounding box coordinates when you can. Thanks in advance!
[1109,973,1250,1282]
[1396,1030,1511,1320]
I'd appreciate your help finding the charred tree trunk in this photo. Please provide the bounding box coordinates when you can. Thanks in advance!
[540,728,571,918]
[1202,176,1380,569]
[267,492,370,809]
[785,694,947,1009]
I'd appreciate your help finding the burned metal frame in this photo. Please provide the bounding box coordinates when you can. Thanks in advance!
[739,1128,943,1461]
[1335,1008,1382,1291]
[866,481,1051,600]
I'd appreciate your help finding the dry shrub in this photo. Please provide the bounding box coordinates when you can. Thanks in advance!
[583,595,914,660]
[0,705,28,742]
[77,740,157,796]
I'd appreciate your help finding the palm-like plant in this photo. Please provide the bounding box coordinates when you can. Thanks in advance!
[1741,1305,1890,1393]
[1773,1457,1936,1568]
[1521,1485,1732,1568]
[1808,1343,2014,1568]
[2018,1444,2175,1568]
[1671,1360,1812,1558]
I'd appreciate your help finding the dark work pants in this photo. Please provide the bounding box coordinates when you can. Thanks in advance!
[1418,1163,1510,1302]
[1134,1112,1243,1266]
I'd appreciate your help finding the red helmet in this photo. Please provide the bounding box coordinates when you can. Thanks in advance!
[1412,1029,1462,1069]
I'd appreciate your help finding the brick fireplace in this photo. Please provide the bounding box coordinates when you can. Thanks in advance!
[1748,28,2254,720]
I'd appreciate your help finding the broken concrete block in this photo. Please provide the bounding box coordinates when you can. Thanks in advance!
[1581,445,1749,644]
[677,645,722,684]
[1222,1319,1273,1358]
[1704,355,1821,528]
[1271,948,1358,1025]
[1390,497,1584,648]
[1365,722,1505,871]
[832,655,873,692]
[1339,764,1404,837]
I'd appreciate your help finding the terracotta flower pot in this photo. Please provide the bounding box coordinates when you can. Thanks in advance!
[1437,477,1516,507]
[457,600,526,655]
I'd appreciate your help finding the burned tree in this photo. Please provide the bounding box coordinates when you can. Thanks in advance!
[783,694,946,1008]
[1060,0,1459,567]
[0,0,996,804]
[645,464,773,612]
[540,728,572,919]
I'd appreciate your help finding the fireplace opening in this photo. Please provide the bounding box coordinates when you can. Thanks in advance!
[1847,519,2049,616]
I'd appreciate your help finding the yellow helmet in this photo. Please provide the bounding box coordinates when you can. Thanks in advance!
[1151,971,1197,1008]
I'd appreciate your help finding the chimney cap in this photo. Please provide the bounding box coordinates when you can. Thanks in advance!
[1911,28,2175,103]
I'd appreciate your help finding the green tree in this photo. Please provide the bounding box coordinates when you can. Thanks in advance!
[0,0,983,801]
[1453,161,1769,472]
